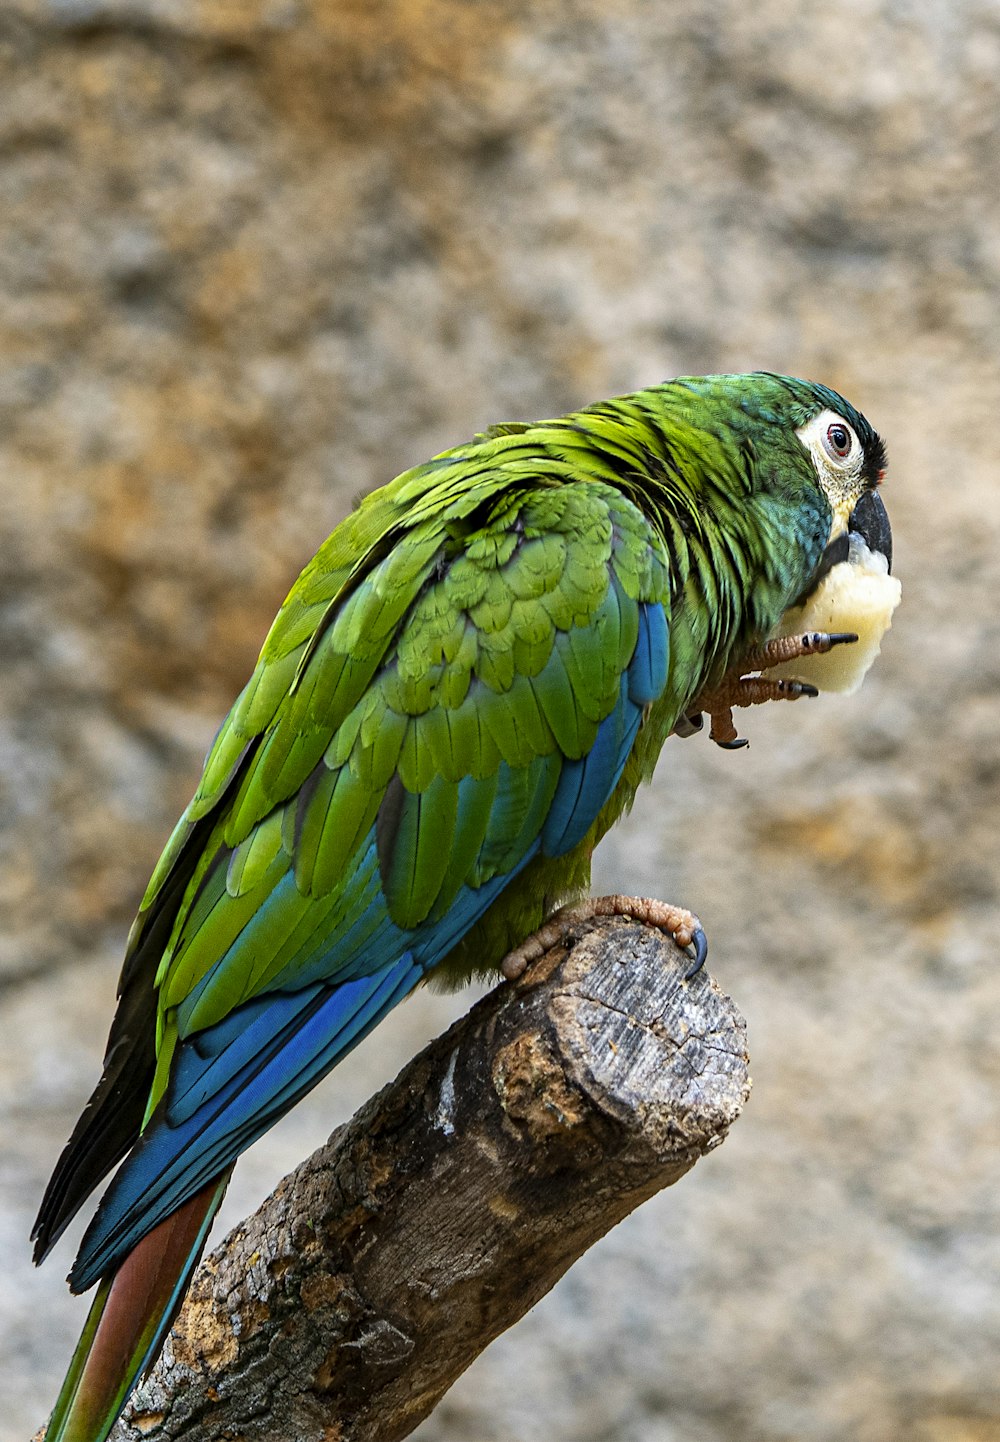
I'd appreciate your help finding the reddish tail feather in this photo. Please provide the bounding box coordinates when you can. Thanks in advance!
[43,1173,229,1442]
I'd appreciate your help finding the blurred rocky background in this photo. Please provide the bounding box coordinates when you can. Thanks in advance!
[2,1,999,1438]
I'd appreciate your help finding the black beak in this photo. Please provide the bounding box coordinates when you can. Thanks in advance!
[795,489,893,606]
[848,490,892,572]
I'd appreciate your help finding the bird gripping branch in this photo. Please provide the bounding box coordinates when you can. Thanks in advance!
[34,372,894,1442]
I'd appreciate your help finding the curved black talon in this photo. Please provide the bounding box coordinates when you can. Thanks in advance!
[801,630,858,653]
[685,928,709,979]
[776,679,819,699]
[717,736,749,750]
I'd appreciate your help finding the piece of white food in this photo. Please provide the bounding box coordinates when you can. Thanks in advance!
[770,534,902,695]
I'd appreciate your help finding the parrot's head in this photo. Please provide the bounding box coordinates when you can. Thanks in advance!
[718,373,900,693]
[788,385,891,580]
[702,372,892,590]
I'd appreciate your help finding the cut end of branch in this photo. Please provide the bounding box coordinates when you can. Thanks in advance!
[98,916,750,1442]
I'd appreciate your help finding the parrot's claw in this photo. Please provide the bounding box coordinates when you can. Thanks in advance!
[686,926,709,978]
[815,630,858,651]
[501,895,707,981]
[745,629,859,669]
[689,631,852,748]
[705,705,744,748]
[777,678,819,699]
[680,631,859,748]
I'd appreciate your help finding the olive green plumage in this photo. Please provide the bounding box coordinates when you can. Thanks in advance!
[35,372,888,1442]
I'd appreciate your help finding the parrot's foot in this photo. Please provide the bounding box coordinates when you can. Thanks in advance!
[741,630,860,672]
[501,894,708,981]
[682,630,859,749]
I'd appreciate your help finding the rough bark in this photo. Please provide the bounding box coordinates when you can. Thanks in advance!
[97,916,749,1442]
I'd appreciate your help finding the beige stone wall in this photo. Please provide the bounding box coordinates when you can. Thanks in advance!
[3,2,1000,1439]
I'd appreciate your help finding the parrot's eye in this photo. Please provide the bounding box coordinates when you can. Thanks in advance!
[822,420,855,463]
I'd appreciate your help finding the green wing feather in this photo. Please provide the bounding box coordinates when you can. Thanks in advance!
[137,469,666,1113]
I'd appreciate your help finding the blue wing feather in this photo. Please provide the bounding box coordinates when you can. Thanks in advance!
[541,677,638,856]
[70,531,673,1293]
[72,955,420,1290]
[627,601,670,705]
[541,602,665,856]
[71,849,538,1291]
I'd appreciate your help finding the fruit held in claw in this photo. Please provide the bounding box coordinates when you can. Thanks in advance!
[770,535,901,694]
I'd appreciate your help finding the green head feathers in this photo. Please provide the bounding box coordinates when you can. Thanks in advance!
[660,371,887,525]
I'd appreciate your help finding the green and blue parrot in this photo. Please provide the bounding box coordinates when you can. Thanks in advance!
[34,373,891,1442]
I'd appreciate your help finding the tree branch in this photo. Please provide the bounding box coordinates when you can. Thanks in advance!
[104,915,750,1442]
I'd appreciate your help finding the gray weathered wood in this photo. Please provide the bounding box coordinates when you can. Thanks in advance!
[99,915,749,1442]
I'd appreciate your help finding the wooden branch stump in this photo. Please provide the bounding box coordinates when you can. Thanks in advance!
[97,915,750,1442]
